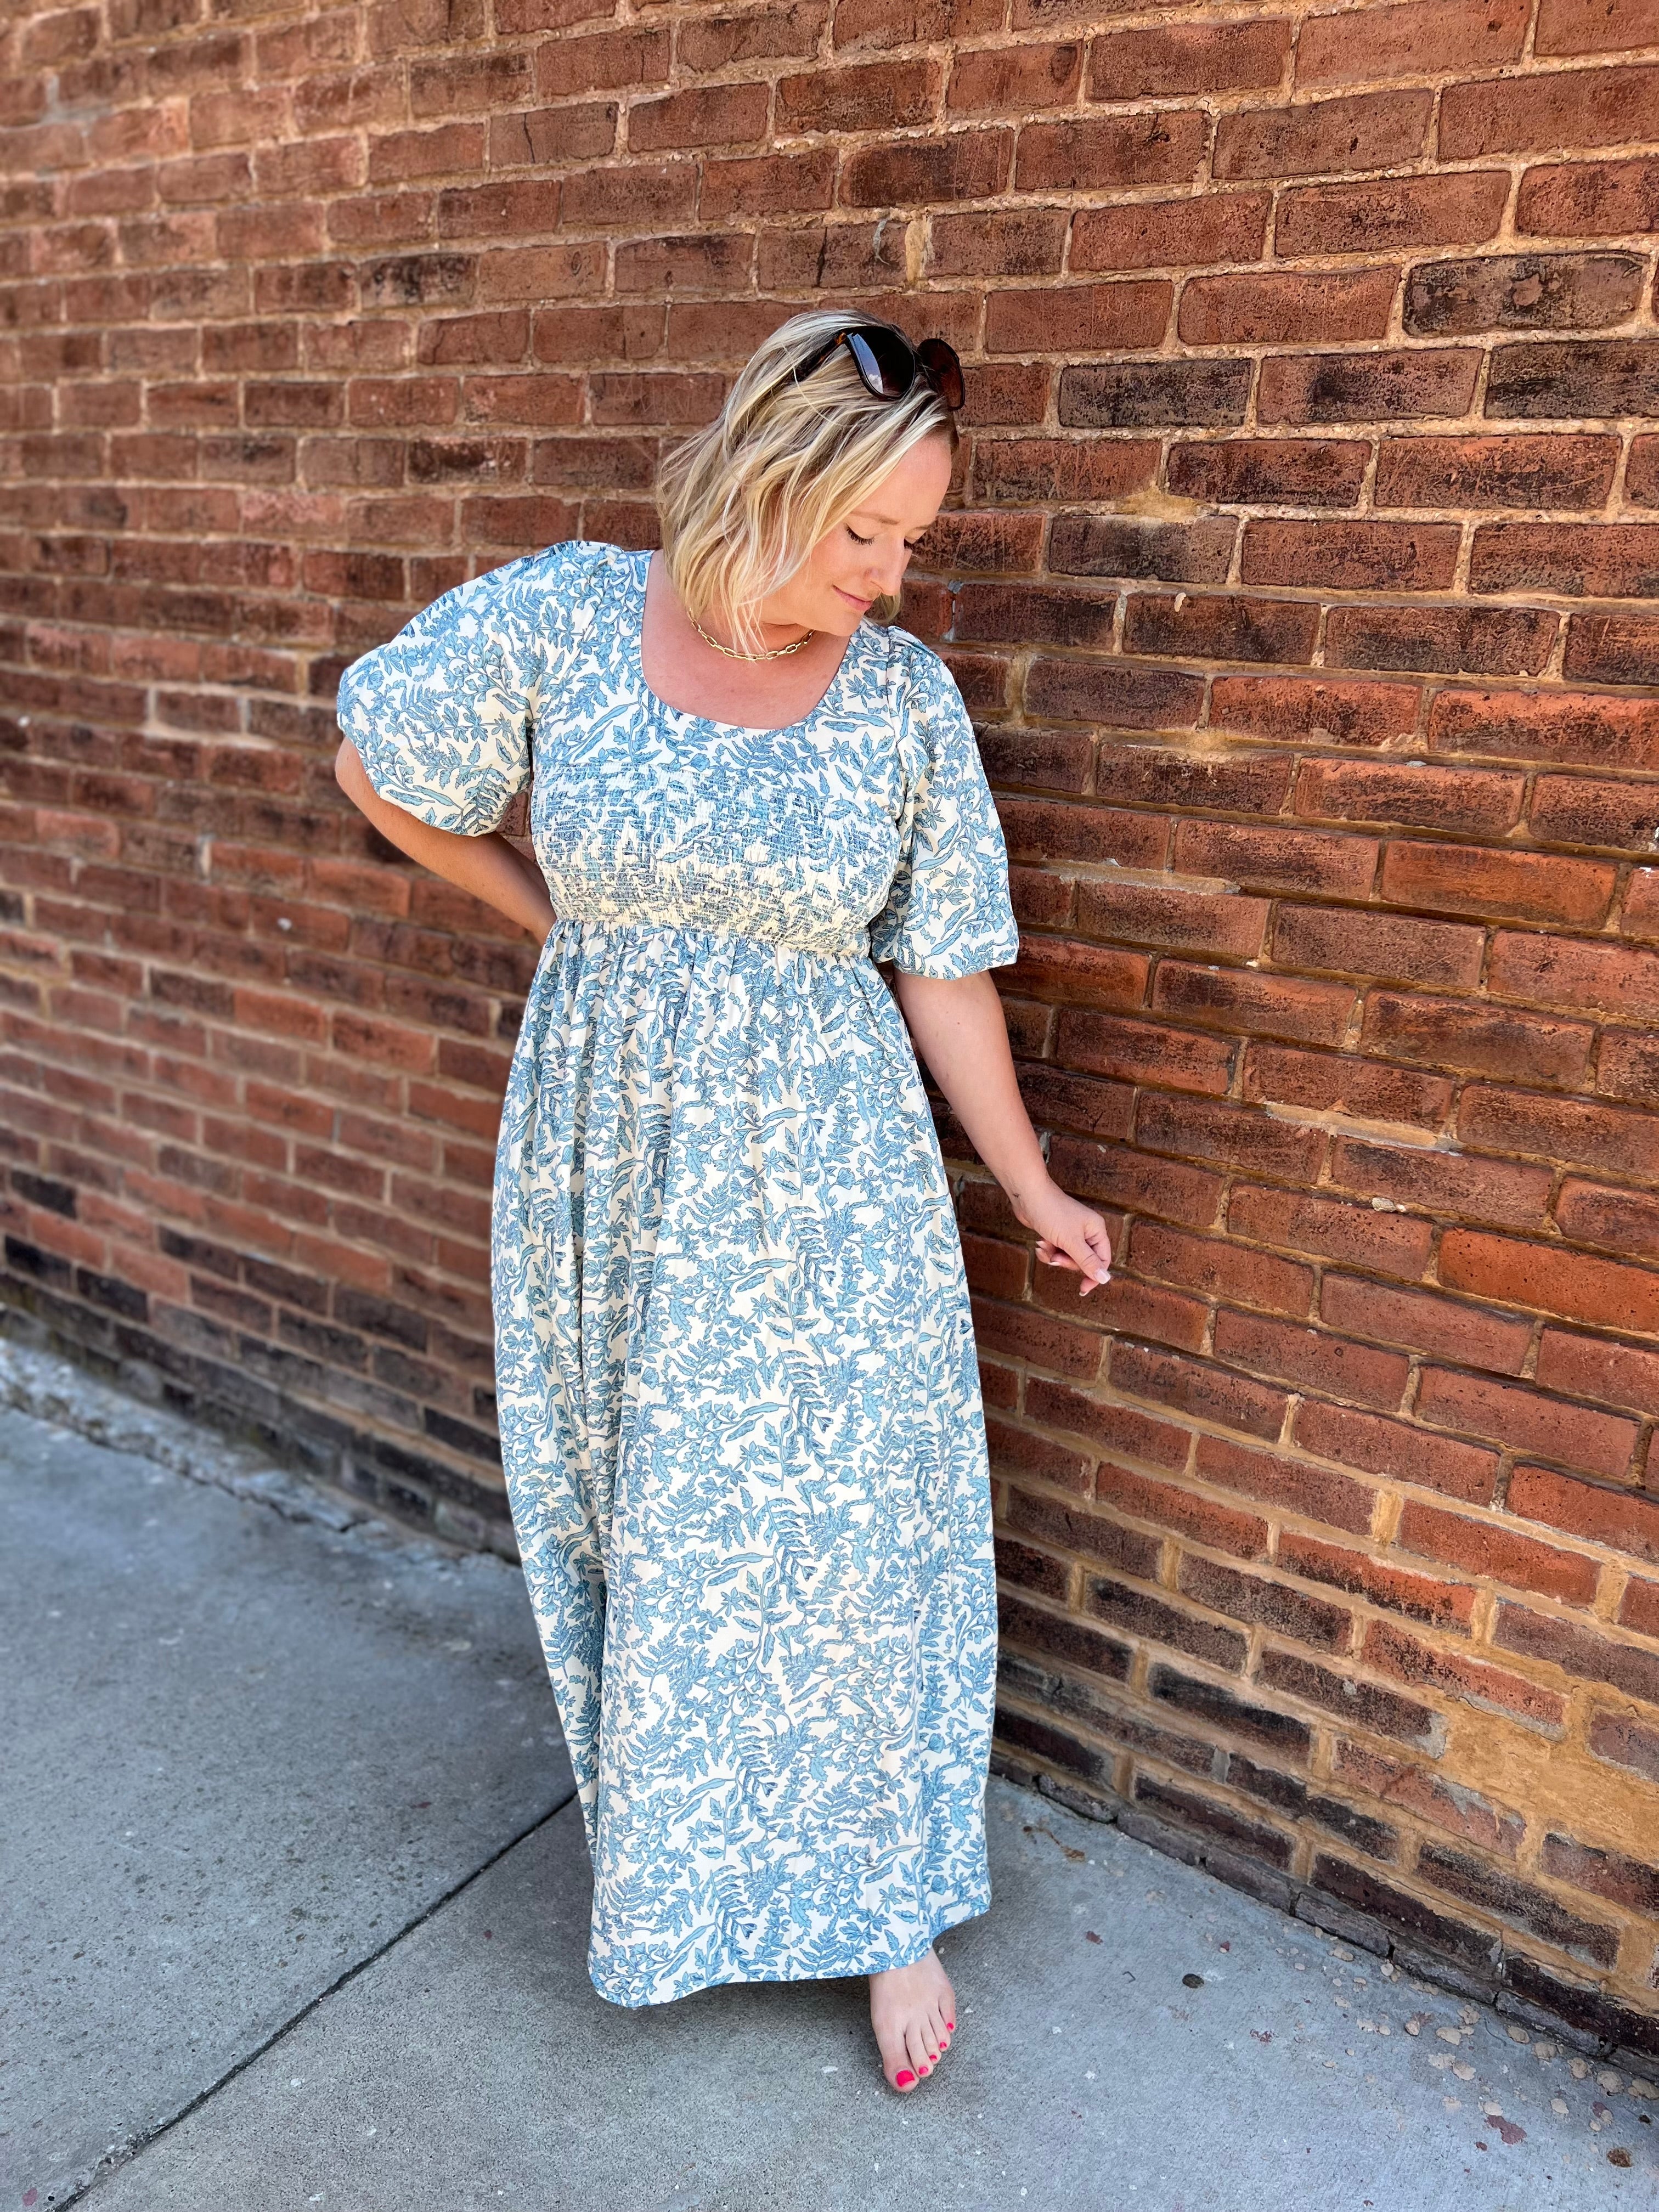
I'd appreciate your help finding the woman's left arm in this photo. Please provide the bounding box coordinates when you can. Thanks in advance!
[890,969,1113,1297]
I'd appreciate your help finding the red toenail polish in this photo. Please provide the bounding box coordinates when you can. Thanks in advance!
[895,2069,916,2088]
[946,2019,955,2030]
[919,2064,931,2075]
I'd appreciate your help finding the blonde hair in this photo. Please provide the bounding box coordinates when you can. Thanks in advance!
[656,309,958,654]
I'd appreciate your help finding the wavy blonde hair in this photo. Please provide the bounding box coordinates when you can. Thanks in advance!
[656,309,958,654]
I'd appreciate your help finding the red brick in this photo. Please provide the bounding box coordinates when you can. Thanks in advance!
[1380,839,1614,928]
[1333,1740,1525,1854]
[1291,759,1522,842]
[1536,1328,1659,1419]
[1334,602,1559,680]
[985,280,1171,355]
[1257,350,1481,425]
[1297,1391,1504,1501]
[1214,673,1421,749]
[1278,1531,1476,1632]
[1459,1082,1659,1182]
[776,58,938,133]
[1128,1222,1315,1318]
[1417,1367,1639,1481]
[1053,1009,1236,1101]
[1241,520,1459,592]
[1327,1274,1531,1371]
[1178,268,1398,348]
[839,129,1010,207]
[1256,1647,1443,1748]
[1555,1177,1659,1268]
[1397,1497,1599,1605]
[1094,1458,1270,1563]
[1588,1708,1659,1784]
[971,437,1158,505]
[1178,1552,1353,1653]
[1618,1577,1659,1637]
[947,40,1081,112]
[1134,1092,1328,1184]
[535,26,668,98]
[1596,1030,1659,1107]
[1122,592,1317,665]
[1014,112,1209,194]
[1328,1131,1556,1228]
[1213,1309,1409,1410]
[1109,1337,1288,1441]
[1493,1602,1659,1708]
[1508,1463,1659,1568]
[1430,687,1659,773]
[1068,878,1268,959]
[1171,820,1380,899]
[1300,0,1528,84]
[1440,1226,1659,1335]
[928,208,1067,279]
[628,83,771,151]
[1362,995,1601,1088]
[1071,192,1269,276]
[1214,91,1431,180]
[1363,1618,1565,1732]
[1195,1432,1375,1537]
[1486,938,1659,1030]
[1375,433,1619,511]
[1562,612,1659,686]
[1441,62,1659,160]
[1274,172,1509,257]
[1149,963,1357,1049]
[1517,155,1659,238]
[1227,1183,1433,1281]
[1024,1373,1193,1473]
[1408,250,1644,337]
[1002,1485,1161,1576]
[1088,20,1290,100]
[1536,0,1659,53]
[1471,520,1659,599]
[1164,438,1367,510]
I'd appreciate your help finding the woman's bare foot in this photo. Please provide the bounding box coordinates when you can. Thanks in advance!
[869,1947,956,2092]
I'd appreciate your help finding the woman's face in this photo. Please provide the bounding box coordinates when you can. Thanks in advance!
[763,433,956,638]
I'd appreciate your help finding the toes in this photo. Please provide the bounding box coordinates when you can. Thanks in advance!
[904,2021,937,2079]
[872,2014,915,2092]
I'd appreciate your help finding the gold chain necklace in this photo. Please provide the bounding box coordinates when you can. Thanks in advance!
[690,613,815,663]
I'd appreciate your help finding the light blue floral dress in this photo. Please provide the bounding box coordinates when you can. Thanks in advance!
[335,538,1020,2008]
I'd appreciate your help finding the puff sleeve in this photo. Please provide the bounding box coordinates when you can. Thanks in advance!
[867,645,1021,979]
[334,551,547,836]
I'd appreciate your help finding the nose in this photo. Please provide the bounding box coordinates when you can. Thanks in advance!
[867,544,909,596]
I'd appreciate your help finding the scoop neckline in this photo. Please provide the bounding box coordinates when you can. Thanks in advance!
[625,548,861,738]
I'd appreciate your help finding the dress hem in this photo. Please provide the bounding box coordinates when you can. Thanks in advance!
[586,1888,993,2012]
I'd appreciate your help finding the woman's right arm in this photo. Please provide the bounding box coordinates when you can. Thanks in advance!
[334,737,556,943]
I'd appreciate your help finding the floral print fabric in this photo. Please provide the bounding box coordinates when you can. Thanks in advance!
[335,539,1020,2007]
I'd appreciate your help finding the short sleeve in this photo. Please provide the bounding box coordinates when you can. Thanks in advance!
[334,551,549,836]
[867,646,1021,979]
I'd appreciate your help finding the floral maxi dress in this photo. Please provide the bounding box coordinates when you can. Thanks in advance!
[335,538,1022,2008]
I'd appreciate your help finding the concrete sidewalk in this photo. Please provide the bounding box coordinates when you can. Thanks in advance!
[3,1361,1654,2212]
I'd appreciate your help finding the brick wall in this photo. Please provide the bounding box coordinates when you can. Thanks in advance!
[3,0,1658,2059]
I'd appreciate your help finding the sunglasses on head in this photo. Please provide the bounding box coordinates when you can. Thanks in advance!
[789,324,966,412]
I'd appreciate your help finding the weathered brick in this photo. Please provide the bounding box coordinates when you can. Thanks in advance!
[1014,112,1209,194]
[1441,62,1659,161]
[1088,20,1290,100]
[1362,1618,1566,1733]
[1178,268,1398,348]
[1070,192,1268,274]
[1215,91,1430,180]
[1275,172,1509,257]
[1257,349,1481,425]
[1165,438,1367,510]
[1398,1504,1601,1610]
[1297,0,1528,86]
[1296,1391,1505,1499]
[1374,433,1619,511]
[1257,1648,1443,1748]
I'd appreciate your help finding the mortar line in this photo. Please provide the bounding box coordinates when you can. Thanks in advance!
[61,1785,584,2211]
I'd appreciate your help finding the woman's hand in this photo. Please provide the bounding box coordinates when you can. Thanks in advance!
[1009,1175,1114,1299]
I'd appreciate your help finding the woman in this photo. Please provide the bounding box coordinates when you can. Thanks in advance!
[333,309,1113,2095]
